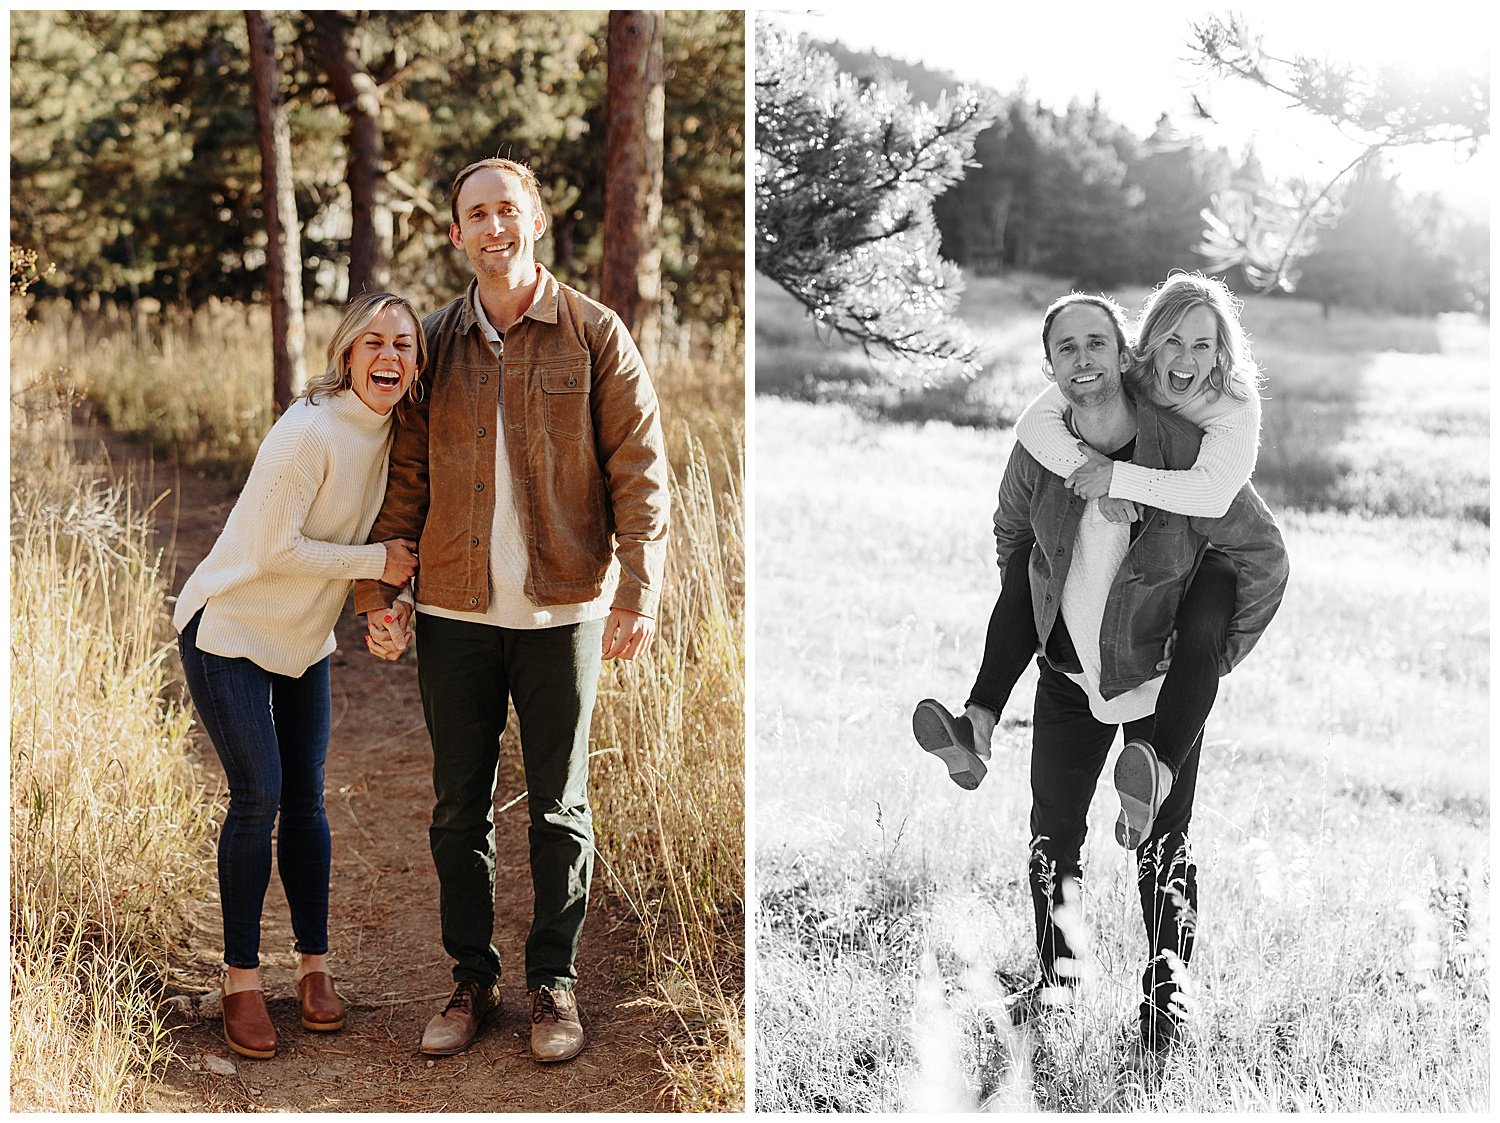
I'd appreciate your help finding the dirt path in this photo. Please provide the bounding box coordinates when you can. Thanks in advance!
[80,420,671,1113]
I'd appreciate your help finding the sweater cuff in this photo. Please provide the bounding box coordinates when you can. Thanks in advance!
[352,542,391,581]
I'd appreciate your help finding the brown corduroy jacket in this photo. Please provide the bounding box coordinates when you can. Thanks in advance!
[353,267,669,619]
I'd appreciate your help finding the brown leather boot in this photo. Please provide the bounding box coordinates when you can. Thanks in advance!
[220,983,277,1059]
[529,985,584,1063]
[419,980,499,1056]
[296,971,346,1032]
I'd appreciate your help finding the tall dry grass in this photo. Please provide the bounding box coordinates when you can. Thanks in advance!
[16,300,341,477]
[9,364,214,1109]
[591,418,745,1110]
[10,298,747,1108]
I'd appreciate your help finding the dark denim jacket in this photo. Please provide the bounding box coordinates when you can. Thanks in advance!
[992,394,1289,699]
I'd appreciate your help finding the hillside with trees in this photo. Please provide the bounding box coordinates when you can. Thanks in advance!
[814,39,1488,315]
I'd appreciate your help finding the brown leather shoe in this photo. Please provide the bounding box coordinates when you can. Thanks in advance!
[220,983,277,1059]
[419,980,499,1056]
[296,971,346,1032]
[529,985,584,1063]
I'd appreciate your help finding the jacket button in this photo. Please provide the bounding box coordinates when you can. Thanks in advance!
[1055,547,1063,556]
[477,427,486,437]
[470,536,479,547]
[479,374,488,384]
[468,597,478,607]
[567,378,577,387]
[474,481,484,491]
[1044,594,1052,602]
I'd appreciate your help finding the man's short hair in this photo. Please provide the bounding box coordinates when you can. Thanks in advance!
[449,158,546,227]
[1040,292,1131,363]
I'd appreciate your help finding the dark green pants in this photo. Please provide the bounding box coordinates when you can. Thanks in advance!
[415,611,604,992]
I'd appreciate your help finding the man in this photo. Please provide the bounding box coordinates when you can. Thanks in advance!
[951,294,1288,1059]
[355,157,669,1063]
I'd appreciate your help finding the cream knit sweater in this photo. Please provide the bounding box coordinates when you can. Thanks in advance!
[173,390,394,677]
[1016,381,1261,518]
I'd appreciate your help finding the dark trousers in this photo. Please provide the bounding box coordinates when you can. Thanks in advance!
[1029,659,1201,1027]
[414,611,604,993]
[969,542,1235,776]
[178,609,332,969]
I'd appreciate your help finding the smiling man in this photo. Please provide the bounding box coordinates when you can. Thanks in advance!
[354,157,669,1063]
[915,291,1287,1065]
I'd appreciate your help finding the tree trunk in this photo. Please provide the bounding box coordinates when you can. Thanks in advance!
[245,10,307,413]
[602,10,664,366]
[310,11,391,299]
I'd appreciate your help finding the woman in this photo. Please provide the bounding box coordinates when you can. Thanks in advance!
[174,291,424,1059]
[915,272,1265,847]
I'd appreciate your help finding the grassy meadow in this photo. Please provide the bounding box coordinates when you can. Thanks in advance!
[752,277,1489,1110]
[10,299,745,1110]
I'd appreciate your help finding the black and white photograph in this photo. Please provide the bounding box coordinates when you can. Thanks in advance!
[753,5,1488,1111]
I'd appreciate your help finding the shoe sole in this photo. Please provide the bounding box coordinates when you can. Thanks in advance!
[1114,741,1162,849]
[223,1026,276,1060]
[912,699,986,790]
[302,1015,346,1032]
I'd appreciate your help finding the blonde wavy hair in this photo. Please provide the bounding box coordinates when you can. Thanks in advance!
[302,291,427,412]
[1127,271,1264,404]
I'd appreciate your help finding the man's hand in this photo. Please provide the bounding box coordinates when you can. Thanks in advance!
[1097,496,1141,524]
[364,600,414,662]
[601,607,655,661]
[1156,631,1177,672]
[1066,443,1115,500]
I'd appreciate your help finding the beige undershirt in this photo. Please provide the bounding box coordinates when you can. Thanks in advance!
[1060,498,1165,723]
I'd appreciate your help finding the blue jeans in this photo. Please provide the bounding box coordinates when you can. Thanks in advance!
[179,610,332,969]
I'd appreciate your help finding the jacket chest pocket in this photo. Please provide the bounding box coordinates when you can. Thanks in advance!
[1132,516,1193,573]
[539,364,592,440]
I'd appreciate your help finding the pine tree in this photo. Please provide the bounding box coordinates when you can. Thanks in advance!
[1189,13,1488,292]
[754,19,996,377]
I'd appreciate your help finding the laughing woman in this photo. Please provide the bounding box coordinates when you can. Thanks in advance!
[173,292,424,1059]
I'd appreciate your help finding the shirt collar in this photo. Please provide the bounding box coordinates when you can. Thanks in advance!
[463,263,560,340]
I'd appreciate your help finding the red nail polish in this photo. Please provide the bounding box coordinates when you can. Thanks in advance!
[384,615,392,622]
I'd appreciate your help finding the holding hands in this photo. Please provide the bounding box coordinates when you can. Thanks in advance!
[364,599,413,662]
[367,538,416,662]
[1097,496,1141,524]
[1066,442,1116,500]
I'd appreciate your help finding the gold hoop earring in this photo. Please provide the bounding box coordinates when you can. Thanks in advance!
[407,377,425,404]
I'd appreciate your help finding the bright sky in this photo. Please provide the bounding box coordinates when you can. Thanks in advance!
[767,4,1491,212]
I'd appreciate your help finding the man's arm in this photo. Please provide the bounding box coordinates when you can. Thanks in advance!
[352,385,432,617]
[1188,483,1290,673]
[992,442,1039,573]
[590,311,670,621]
